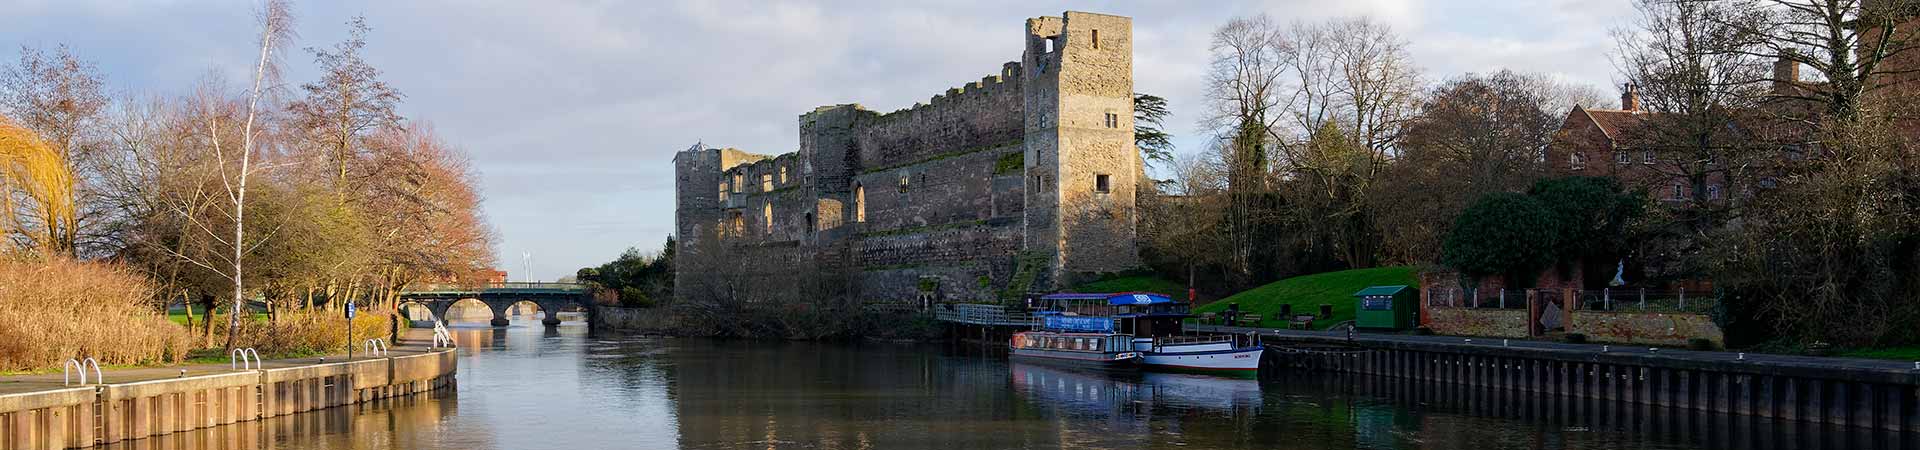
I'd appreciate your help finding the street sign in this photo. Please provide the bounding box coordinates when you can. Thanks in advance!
[346,303,356,319]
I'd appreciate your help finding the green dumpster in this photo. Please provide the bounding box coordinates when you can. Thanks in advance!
[1353,285,1416,330]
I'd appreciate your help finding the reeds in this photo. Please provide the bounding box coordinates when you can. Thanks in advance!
[0,257,191,372]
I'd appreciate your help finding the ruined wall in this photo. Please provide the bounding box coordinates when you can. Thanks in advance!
[1568,311,1725,348]
[1426,307,1532,338]
[672,11,1140,304]
[857,63,1024,172]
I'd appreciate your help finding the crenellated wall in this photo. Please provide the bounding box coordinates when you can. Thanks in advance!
[671,11,1142,305]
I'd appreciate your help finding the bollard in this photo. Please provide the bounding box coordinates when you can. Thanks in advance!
[1602,345,1610,352]
[1503,339,1509,347]
[1738,353,1746,361]
[179,369,187,378]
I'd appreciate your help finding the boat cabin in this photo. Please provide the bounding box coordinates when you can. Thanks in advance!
[1031,292,1190,338]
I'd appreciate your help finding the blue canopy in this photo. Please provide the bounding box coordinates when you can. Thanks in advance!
[1107,292,1175,306]
[1039,292,1177,305]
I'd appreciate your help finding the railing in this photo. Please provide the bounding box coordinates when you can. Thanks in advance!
[1428,287,1718,314]
[363,339,389,357]
[64,357,102,386]
[431,321,457,348]
[932,303,1039,326]
[403,282,587,293]
[230,348,261,370]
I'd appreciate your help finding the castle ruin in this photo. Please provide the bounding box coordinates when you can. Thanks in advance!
[673,11,1140,303]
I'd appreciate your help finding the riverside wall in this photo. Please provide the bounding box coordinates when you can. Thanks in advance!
[0,350,456,450]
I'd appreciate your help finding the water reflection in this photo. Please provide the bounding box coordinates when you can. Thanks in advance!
[91,325,1916,450]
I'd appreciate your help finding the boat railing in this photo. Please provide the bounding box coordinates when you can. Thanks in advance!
[1144,334,1251,351]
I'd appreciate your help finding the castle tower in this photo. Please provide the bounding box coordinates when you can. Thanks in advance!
[671,143,721,303]
[1022,12,1142,287]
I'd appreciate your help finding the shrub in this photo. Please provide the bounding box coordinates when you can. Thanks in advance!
[0,257,192,372]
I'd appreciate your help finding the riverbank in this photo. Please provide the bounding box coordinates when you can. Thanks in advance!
[1193,324,1920,431]
[0,329,456,450]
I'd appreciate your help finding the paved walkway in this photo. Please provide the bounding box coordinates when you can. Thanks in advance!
[0,329,440,395]
[1190,324,1920,375]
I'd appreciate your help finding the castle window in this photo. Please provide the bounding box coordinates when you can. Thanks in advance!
[1642,150,1655,164]
[1104,112,1118,128]
[1095,174,1111,193]
[763,203,773,234]
[761,174,772,192]
[1091,29,1099,49]
[1044,36,1056,53]
[728,211,745,237]
[804,212,814,233]
[732,174,743,193]
[899,174,910,193]
[779,166,788,184]
[854,185,866,223]
[718,184,728,202]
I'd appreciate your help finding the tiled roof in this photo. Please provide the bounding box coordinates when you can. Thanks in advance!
[1580,108,1651,142]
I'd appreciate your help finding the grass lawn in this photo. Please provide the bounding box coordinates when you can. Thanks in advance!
[1069,275,1187,296]
[167,312,269,326]
[1192,266,1419,330]
[1836,346,1920,361]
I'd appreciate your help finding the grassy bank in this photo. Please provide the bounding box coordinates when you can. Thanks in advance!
[1192,266,1419,330]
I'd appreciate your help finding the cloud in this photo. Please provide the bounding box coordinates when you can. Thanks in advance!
[1,0,1640,280]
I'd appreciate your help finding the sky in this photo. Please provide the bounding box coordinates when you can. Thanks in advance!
[1,0,1638,281]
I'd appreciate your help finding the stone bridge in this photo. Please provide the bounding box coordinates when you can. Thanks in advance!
[398,282,593,327]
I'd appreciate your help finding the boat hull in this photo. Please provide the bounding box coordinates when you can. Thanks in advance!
[1141,346,1263,373]
[1010,348,1142,369]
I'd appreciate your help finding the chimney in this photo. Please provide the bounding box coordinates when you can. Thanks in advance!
[1773,50,1800,95]
[1620,82,1640,111]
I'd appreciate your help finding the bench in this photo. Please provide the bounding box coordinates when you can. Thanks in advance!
[1287,315,1315,330]
[1235,313,1263,327]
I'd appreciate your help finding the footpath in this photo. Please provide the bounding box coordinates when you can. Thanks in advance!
[0,328,439,395]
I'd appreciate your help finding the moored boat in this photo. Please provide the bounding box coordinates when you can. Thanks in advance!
[1014,292,1263,375]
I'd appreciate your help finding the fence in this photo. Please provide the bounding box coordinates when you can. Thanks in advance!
[1424,288,1534,310]
[1427,287,1717,314]
[1574,288,1716,314]
[932,303,1039,327]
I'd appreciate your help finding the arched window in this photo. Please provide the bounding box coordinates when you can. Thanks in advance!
[854,184,866,223]
[763,203,773,234]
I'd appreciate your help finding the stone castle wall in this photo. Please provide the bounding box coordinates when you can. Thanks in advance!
[672,11,1139,304]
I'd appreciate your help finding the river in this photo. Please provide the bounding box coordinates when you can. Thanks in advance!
[100,318,1913,450]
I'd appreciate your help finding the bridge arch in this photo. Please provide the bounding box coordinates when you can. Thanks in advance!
[396,282,596,329]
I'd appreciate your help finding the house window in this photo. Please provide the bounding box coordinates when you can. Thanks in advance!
[856,184,871,223]
[1615,151,1630,164]
[761,174,772,192]
[1095,174,1111,193]
[1570,154,1585,171]
[899,174,910,193]
[1671,183,1685,201]
[1642,150,1655,164]
[1707,184,1722,200]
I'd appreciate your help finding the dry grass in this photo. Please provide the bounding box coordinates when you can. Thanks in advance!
[0,257,192,372]
[225,310,391,357]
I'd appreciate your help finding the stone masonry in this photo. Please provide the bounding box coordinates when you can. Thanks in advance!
[672,11,1141,303]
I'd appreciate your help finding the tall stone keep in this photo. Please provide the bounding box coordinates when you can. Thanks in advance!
[1023,12,1142,285]
[672,11,1141,304]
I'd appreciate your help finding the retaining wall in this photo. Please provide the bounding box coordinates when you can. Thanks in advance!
[0,349,456,450]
